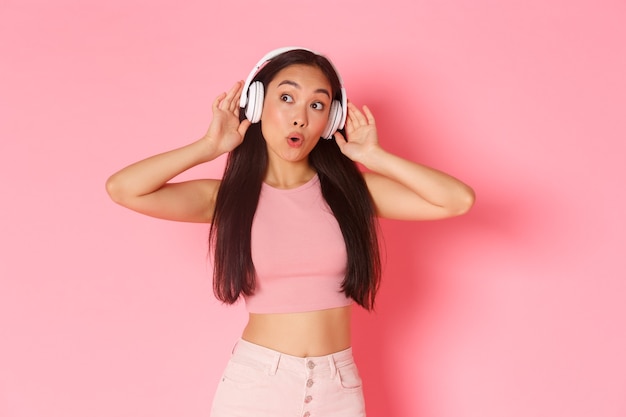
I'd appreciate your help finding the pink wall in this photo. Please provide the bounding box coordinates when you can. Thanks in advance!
[2,1,625,416]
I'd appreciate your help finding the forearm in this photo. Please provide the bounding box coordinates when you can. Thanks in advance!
[106,138,222,203]
[363,146,475,213]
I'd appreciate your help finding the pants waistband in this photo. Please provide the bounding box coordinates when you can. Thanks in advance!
[231,338,354,377]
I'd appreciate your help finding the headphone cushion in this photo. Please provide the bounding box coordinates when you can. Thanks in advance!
[245,81,264,123]
[322,100,343,139]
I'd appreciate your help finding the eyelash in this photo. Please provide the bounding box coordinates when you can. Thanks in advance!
[280,94,325,111]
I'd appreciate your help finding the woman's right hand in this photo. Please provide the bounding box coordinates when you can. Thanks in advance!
[106,81,253,223]
[202,81,252,157]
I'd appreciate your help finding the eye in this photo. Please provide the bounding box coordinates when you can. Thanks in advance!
[280,94,294,103]
[311,101,325,111]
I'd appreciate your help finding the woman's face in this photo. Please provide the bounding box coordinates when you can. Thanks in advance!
[260,64,332,164]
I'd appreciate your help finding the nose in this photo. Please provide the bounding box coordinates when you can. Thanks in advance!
[291,105,307,128]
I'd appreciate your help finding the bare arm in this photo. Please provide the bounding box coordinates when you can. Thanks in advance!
[334,102,475,221]
[105,81,251,223]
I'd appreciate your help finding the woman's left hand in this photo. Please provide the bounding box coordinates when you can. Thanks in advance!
[334,102,380,165]
[334,101,475,220]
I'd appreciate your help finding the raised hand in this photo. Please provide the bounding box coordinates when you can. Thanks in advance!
[203,81,252,156]
[334,102,380,165]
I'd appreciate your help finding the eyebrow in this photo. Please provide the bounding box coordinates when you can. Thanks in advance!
[277,80,331,99]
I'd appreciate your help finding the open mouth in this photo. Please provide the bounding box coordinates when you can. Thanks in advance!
[287,133,304,147]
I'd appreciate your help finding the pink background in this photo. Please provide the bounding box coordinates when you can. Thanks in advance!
[2,0,625,416]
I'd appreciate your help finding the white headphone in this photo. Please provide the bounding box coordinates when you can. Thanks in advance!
[239,47,347,140]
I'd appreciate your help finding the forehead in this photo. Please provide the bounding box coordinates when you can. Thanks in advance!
[268,64,331,91]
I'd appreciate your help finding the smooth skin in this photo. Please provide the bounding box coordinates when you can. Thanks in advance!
[106,65,475,357]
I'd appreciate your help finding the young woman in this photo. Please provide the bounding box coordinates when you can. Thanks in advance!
[106,47,474,417]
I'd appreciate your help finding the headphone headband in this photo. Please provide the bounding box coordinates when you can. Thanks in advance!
[239,47,347,132]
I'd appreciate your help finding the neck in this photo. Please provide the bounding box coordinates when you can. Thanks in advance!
[264,161,317,189]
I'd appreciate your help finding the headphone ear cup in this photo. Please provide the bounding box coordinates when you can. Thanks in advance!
[245,81,264,123]
[321,100,343,139]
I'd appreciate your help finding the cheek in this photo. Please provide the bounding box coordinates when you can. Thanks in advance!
[261,102,289,130]
[261,106,282,138]
[311,111,329,131]
[260,102,273,123]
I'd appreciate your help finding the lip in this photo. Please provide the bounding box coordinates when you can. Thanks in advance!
[286,132,305,148]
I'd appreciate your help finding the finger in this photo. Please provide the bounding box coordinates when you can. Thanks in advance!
[222,83,238,110]
[238,118,252,137]
[348,102,368,126]
[213,92,227,112]
[344,113,354,133]
[333,131,347,151]
[221,81,241,110]
[362,105,376,125]
[345,103,357,128]
[346,102,361,128]
[229,81,244,113]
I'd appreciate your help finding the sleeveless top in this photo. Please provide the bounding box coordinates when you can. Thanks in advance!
[245,175,351,313]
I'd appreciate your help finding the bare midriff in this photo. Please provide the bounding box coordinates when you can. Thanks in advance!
[241,305,352,357]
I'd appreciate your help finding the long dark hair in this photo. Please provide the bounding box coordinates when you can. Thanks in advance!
[209,49,381,310]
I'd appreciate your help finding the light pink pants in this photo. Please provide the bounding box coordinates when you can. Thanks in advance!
[210,339,366,417]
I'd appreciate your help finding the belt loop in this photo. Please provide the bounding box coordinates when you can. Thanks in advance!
[231,340,239,355]
[269,352,280,376]
[329,354,337,379]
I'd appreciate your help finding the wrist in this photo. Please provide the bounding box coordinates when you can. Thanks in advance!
[359,145,388,171]
[195,136,226,163]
